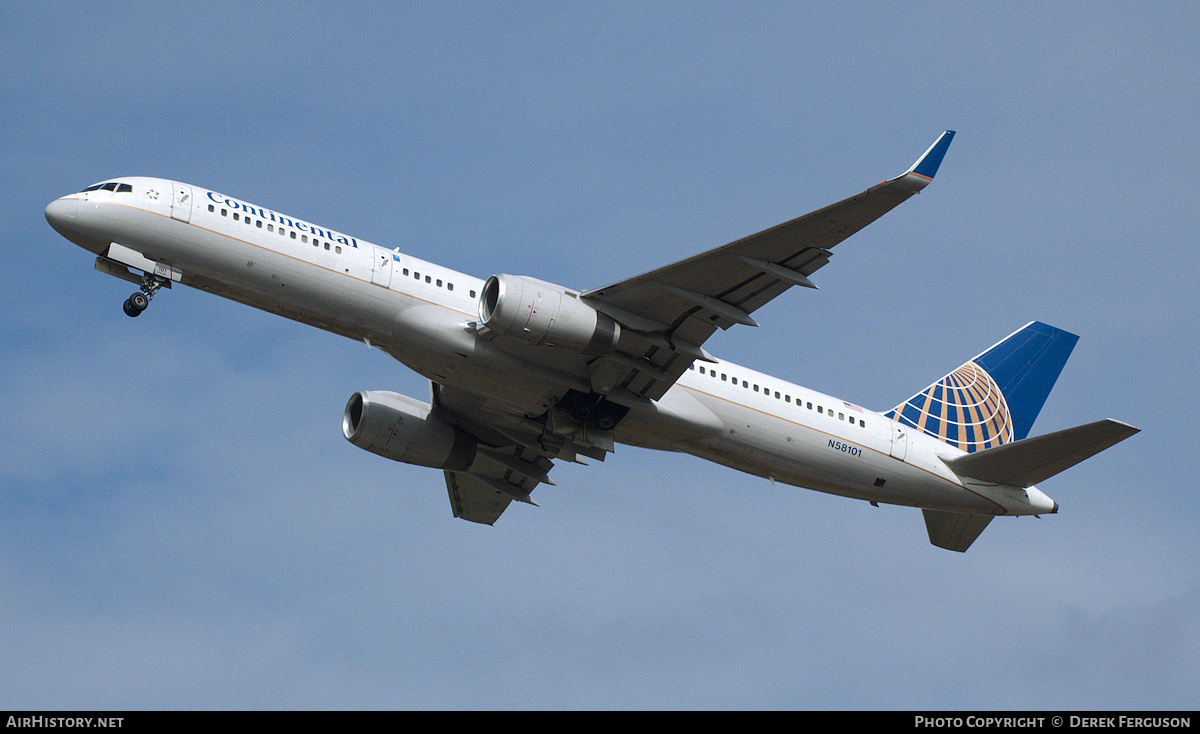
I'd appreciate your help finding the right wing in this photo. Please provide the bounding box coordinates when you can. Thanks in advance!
[580,131,956,403]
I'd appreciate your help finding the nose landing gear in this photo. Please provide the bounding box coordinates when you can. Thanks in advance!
[122,273,169,317]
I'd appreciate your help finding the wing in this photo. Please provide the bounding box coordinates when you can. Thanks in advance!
[580,131,956,402]
[434,383,607,525]
[445,470,513,525]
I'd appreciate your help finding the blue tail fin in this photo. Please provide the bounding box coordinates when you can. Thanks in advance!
[885,322,1079,453]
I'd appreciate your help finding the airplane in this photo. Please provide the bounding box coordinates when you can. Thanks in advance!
[44,131,1138,552]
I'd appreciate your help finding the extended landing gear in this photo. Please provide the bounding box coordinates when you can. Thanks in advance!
[122,273,169,317]
[123,292,149,317]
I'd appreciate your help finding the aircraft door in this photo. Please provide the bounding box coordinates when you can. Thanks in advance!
[371,246,393,288]
[889,422,908,461]
[170,182,193,223]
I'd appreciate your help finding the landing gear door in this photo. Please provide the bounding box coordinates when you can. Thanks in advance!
[889,422,908,461]
[371,246,393,288]
[170,182,193,223]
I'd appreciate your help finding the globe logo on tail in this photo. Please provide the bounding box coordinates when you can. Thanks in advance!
[886,361,1014,453]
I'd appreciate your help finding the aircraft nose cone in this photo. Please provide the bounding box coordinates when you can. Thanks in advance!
[45,197,79,237]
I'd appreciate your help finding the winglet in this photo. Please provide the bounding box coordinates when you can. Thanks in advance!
[889,130,955,191]
[908,130,956,179]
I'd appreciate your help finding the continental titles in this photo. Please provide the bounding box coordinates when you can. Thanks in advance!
[206,190,359,248]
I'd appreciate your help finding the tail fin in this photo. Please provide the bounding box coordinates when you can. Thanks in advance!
[885,322,1079,453]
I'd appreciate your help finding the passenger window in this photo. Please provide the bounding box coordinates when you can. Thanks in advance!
[221,209,227,216]
[447,283,454,291]
[256,220,262,228]
[233,213,240,221]
[290,231,296,239]
[753,385,759,392]
[208,204,215,212]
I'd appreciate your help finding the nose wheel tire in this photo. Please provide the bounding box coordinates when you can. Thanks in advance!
[121,272,170,317]
[123,292,149,317]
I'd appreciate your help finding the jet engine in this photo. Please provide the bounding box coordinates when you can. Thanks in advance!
[478,274,621,355]
[343,391,477,470]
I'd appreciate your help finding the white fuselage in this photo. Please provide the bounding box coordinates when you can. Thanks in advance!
[45,177,1056,517]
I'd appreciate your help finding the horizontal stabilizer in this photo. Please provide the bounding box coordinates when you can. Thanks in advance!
[923,510,993,552]
[943,419,1139,488]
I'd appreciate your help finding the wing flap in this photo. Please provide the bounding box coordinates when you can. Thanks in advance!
[445,470,513,525]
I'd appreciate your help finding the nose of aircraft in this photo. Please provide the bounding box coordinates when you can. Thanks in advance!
[45,196,79,237]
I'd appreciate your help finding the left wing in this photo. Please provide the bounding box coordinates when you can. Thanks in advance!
[434,383,604,525]
[580,131,955,402]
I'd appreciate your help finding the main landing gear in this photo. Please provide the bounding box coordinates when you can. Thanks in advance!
[122,272,169,317]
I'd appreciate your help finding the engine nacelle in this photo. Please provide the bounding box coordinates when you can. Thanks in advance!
[342,391,476,470]
[478,274,621,355]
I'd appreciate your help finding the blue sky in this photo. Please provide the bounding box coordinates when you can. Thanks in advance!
[3,3,1197,709]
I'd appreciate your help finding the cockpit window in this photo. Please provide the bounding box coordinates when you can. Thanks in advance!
[81,182,133,193]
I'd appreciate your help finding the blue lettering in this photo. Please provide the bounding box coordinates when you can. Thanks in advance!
[205,191,358,248]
